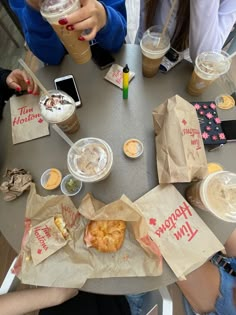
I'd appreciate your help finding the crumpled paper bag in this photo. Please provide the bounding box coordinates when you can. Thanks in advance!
[152,94,208,183]
[14,184,162,288]
[0,168,33,201]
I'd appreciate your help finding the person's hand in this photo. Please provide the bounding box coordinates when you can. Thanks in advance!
[60,0,107,41]
[6,69,39,96]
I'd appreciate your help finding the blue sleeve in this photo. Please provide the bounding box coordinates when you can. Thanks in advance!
[9,0,66,65]
[93,0,127,52]
[9,0,126,64]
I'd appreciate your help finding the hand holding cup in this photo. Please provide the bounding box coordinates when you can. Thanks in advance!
[63,0,107,41]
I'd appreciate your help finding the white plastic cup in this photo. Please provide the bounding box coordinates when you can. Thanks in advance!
[187,50,231,96]
[39,90,80,134]
[67,137,113,183]
[40,0,91,64]
[185,171,236,222]
[140,25,170,78]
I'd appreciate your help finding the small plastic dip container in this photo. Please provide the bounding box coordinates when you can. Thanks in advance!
[60,174,82,196]
[123,138,144,158]
[41,168,62,190]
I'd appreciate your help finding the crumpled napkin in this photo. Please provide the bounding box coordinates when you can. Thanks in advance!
[0,168,33,201]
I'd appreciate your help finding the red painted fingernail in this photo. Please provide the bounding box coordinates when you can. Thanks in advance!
[66,24,74,31]
[58,18,68,25]
[26,79,30,84]
[28,90,32,94]
[78,36,85,41]
[16,87,21,92]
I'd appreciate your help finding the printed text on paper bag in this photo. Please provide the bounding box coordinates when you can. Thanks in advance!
[149,201,198,242]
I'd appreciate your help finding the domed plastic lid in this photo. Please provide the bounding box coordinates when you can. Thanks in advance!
[67,137,113,182]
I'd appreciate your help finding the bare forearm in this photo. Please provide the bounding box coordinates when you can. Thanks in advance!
[0,287,78,315]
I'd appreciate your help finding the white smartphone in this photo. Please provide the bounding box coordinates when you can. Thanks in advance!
[54,74,82,107]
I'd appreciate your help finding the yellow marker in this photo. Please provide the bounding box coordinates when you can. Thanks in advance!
[123,64,129,99]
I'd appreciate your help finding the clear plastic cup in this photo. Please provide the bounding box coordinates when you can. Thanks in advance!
[185,171,236,222]
[187,50,231,96]
[67,137,113,182]
[39,90,80,134]
[40,0,91,64]
[140,25,170,78]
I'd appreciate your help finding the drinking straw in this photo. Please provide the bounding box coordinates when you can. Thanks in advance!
[229,50,236,59]
[52,124,75,148]
[18,58,51,98]
[161,0,178,38]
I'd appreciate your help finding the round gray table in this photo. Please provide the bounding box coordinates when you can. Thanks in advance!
[0,44,235,294]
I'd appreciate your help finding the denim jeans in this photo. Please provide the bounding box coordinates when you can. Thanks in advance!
[183,253,236,315]
[126,293,147,315]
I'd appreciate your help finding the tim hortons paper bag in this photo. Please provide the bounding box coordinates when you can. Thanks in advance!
[134,184,224,280]
[10,94,49,144]
[29,215,70,265]
[15,185,162,288]
[152,94,208,183]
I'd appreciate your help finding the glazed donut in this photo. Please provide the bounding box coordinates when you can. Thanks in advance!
[84,220,126,253]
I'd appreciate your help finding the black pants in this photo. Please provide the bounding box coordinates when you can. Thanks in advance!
[39,291,131,315]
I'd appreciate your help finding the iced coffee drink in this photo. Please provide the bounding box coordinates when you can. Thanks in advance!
[187,50,231,96]
[186,171,236,222]
[67,138,113,182]
[140,25,170,78]
[39,90,80,134]
[40,0,91,64]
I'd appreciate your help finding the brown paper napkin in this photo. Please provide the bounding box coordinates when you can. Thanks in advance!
[0,168,33,201]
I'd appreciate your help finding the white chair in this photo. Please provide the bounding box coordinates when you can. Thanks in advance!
[141,287,173,315]
[0,257,19,294]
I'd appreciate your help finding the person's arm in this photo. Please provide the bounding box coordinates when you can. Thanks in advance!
[0,287,78,315]
[189,0,236,62]
[95,0,127,52]
[9,0,66,65]
[177,228,236,313]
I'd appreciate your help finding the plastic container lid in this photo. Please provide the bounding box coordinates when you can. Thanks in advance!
[215,95,235,110]
[41,168,62,190]
[60,174,82,196]
[123,138,144,158]
[67,137,113,183]
[200,171,236,222]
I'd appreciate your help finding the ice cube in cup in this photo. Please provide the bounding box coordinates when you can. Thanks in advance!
[67,137,113,183]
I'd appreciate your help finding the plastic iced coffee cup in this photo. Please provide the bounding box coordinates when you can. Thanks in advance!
[187,50,231,96]
[39,90,80,134]
[67,137,113,183]
[40,0,91,64]
[140,25,170,78]
[185,171,236,222]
